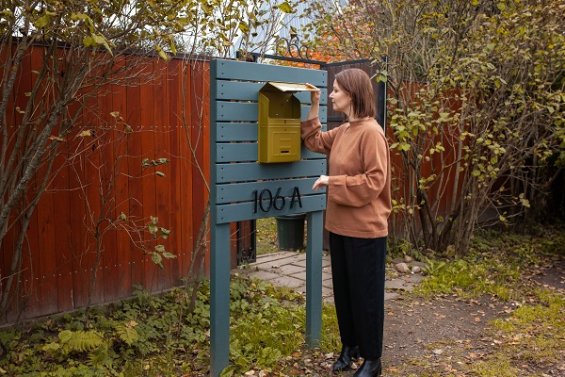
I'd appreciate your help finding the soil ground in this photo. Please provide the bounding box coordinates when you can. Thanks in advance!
[270,258,564,377]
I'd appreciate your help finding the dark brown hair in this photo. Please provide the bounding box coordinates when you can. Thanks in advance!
[334,68,376,118]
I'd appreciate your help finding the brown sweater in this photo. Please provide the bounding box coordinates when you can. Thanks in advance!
[301,117,391,238]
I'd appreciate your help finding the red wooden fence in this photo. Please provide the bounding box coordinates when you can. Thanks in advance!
[0,48,227,323]
[1,48,465,323]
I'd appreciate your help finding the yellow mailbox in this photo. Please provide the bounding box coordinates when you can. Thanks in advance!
[258,82,317,163]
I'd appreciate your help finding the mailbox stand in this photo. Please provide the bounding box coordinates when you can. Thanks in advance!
[209,59,328,376]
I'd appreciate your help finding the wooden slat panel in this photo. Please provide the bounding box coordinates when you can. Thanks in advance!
[216,195,326,223]
[215,142,324,163]
[216,178,321,204]
[217,122,257,142]
[216,160,327,183]
[201,61,212,274]
[67,91,88,310]
[153,59,172,290]
[216,122,327,142]
[179,60,194,277]
[215,59,327,86]
[216,102,327,122]
[9,47,34,318]
[167,59,184,278]
[216,80,327,103]
[126,71,145,290]
[191,60,209,276]
[112,57,131,299]
[98,84,118,305]
[140,60,158,291]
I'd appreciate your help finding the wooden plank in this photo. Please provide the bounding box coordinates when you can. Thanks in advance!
[97,83,118,304]
[5,46,33,318]
[216,102,327,122]
[67,89,88,310]
[112,56,132,299]
[215,80,327,103]
[210,223,231,377]
[216,159,327,183]
[191,60,208,277]
[179,60,194,277]
[50,61,73,311]
[140,60,158,291]
[216,122,327,142]
[215,142,324,163]
[214,59,327,87]
[305,210,323,347]
[216,178,320,204]
[202,61,212,274]
[167,59,184,279]
[217,122,257,142]
[215,194,326,224]
[152,58,172,290]
[84,85,103,306]
[125,67,145,289]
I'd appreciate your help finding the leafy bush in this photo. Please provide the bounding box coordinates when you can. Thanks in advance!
[0,277,323,376]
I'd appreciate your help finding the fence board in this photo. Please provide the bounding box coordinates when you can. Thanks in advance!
[98,85,119,305]
[216,102,327,122]
[215,80,327,103]
[140,60,159,291]
[216,160,327,183]
[216,178,320,204]
[214,59,327,86]
[215,142,324,163]
[112,56,132,299]
[126,74,145,290]
[216,121,327,142]
[215,195,326,226]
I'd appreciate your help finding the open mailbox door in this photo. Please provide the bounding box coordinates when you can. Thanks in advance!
[258,82,318,163]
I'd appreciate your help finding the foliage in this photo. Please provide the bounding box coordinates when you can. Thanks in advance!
[474,289,564,375]
[0,277,317,376]
[301,0,565,255]
[0,0,296,320]
[255,217,279,255]
[177,0,302,57]
[414,226,563,299]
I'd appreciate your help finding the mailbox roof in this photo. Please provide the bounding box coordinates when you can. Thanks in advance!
[263,82,318,92]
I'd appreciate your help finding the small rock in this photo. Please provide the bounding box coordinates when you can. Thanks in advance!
[404,255,414,263]
[395,262,410,273]
[411,261,427,268]
[411,265,422,273]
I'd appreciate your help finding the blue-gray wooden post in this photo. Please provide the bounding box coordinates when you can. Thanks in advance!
[209,59,328,376]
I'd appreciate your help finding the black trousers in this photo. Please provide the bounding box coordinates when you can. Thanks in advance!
[329,232,386,361]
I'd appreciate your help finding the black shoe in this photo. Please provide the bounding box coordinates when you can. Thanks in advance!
[332,345,360,373]
[353,358,382,377]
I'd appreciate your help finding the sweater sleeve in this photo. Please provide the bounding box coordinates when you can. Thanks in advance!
[301,117,338,154]
[327,129,389,208]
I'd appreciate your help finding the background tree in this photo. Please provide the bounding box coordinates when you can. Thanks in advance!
[301,0,565,255]
[0,0,298,319]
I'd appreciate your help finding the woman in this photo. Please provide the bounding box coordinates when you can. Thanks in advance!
[302,69,391,377]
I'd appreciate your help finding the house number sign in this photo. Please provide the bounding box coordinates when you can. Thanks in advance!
[252,187,303,213]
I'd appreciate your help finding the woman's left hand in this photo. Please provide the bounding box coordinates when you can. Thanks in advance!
[312,175,329,190]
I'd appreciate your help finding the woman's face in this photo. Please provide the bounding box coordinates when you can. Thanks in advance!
[329,80,352,115]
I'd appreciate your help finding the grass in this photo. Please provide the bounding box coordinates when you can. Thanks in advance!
[255,217,280,255]
[0,276,340,377]
[407,226,565,377]
[1,226,562,376]
[413,227,564,300]
[477,288,565,374]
